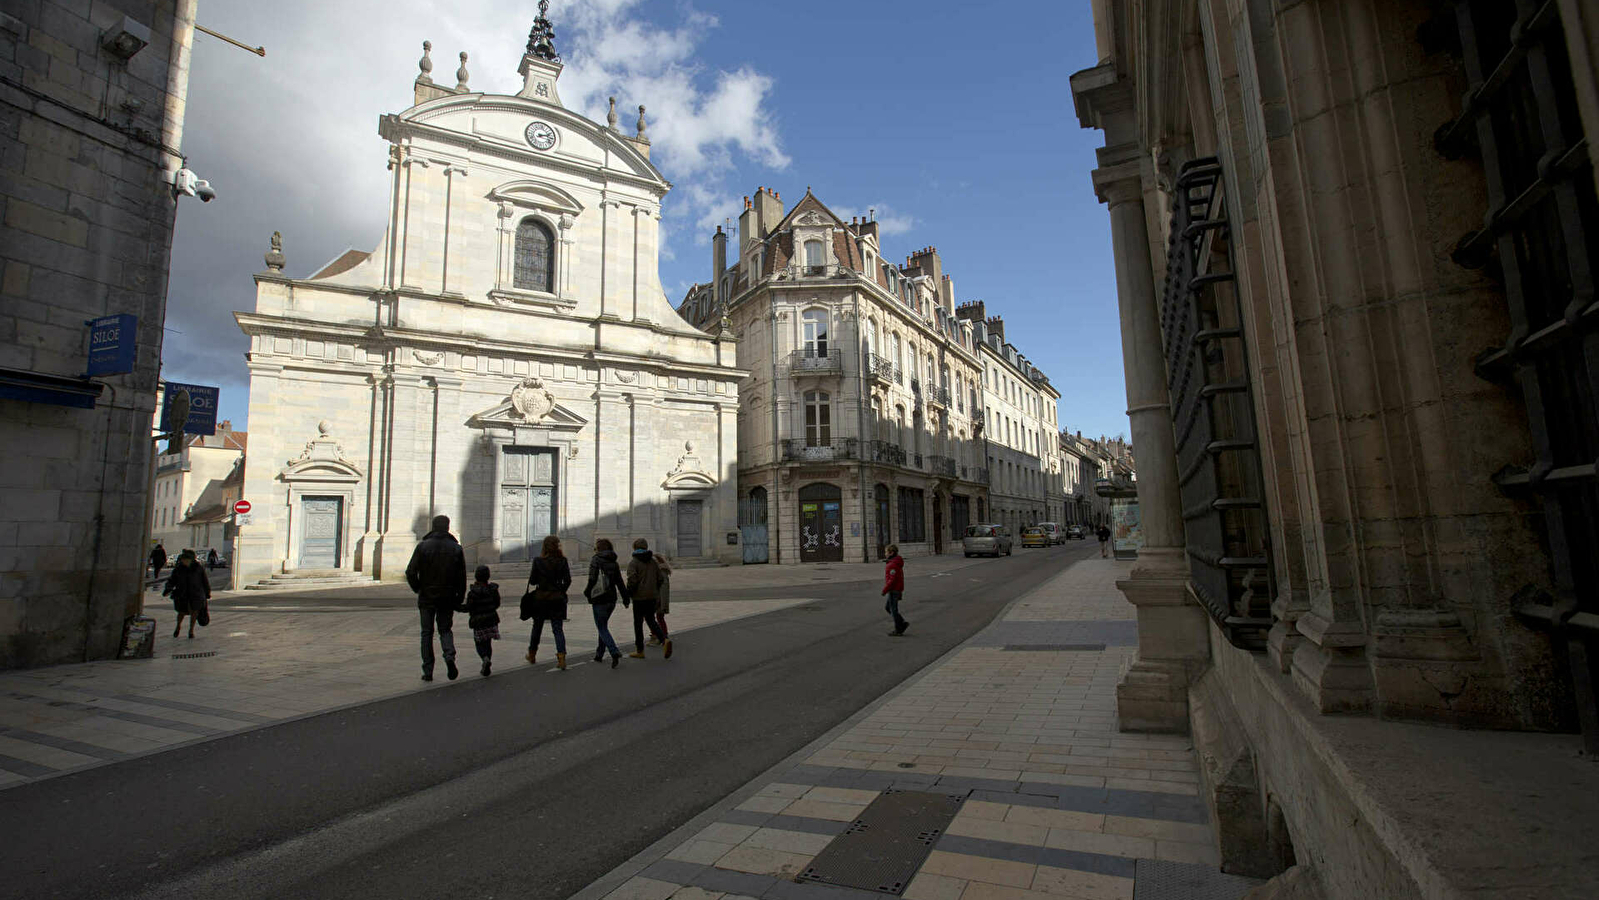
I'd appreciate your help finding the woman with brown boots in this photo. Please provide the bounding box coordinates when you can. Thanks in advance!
[523,535,572,670]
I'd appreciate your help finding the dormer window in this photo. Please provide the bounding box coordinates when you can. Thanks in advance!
[513,218,555,292]
[804,240,825,275]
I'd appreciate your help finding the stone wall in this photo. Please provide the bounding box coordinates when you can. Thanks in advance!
[0,1,193,667]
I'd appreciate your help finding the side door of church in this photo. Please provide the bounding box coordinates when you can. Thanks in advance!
[501,448,557,562]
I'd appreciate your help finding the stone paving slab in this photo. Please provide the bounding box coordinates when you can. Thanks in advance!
[0,597,813,789]
[574,558,1261,900]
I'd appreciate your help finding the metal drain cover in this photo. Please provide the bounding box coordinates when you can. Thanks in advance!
[171,651,218,659]
[797,789,965,895]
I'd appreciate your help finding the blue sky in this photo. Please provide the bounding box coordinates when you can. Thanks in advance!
[164,0,1128,444]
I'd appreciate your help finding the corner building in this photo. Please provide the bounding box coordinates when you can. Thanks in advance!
[679,194,989,563]
[236,13,744,586]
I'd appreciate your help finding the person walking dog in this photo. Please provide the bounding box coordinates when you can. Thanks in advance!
[162,549,210,639]
[406,515,467,682]
[523,535,571,670]
[624,539,671,659]
[882,543,908,636]
[583,538,630,668]
[464,565,501,677]
[1097,524,1111,558]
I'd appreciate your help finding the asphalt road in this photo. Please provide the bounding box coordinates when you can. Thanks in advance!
[3,542,1098,900]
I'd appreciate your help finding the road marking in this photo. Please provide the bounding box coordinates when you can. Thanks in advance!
[930,573,951,578]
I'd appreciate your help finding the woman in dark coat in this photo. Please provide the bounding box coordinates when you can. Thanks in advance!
[162,549,211,639]
[582,538,631,668]
[523,535,572,670]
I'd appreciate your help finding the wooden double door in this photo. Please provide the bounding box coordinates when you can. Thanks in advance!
[500,447,557,562]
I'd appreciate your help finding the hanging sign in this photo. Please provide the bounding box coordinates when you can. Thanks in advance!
[86,314,137,376]
[159,382,220,435]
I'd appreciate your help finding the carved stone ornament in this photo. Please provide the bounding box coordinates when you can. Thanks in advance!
[510,377,556,421]
[413,349,443,365]
[797,212,826,226]
[615,370,637,383]
[287,420,358,470]
[662,439,717,490]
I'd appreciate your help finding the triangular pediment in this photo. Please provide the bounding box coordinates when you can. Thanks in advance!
[488,180,584,214]
[467,387,588,431]
[772,190,847,233]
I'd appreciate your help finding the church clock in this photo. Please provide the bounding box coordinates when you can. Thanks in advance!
[524,121,557,150]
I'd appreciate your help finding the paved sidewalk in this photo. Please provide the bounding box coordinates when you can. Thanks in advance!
[578,557,1261,900]
[0,596,811,789]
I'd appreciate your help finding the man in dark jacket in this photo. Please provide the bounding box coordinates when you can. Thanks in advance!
[624,539,671,659]
[406,515,467,681]
[149,543,167,581]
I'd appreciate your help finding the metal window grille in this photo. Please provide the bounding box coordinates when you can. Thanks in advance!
[1435,0,1599,750]
[1160,158,1275,650]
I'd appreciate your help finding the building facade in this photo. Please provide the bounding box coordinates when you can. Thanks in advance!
[150,417,245,563]
[678,194,989,563]
[958,303,1063,531]
[0,2,196,666]
[1057,430,1105,527]
[1074,0,1599,896]
[236,11,743,586]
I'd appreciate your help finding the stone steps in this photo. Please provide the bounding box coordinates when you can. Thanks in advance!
[243,571,375,591]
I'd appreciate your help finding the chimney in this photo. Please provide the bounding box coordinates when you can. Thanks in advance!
[908,246,943,288]
[941,273,955,312]
[739,196,754,264]
[712,225,728,310]
[955,300,987,323]
[752,185,783,238]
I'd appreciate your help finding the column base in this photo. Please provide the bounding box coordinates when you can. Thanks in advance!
[1291,611,1374,713]
[374,531,418,582]
[1118,659,1193,733]
[1115,546,1208,733]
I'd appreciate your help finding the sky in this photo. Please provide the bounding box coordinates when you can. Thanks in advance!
[162,0,1129,444]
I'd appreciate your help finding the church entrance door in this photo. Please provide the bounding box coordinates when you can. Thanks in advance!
[300,496,342,569]
[677,500,703,557]
[501,447,558,562]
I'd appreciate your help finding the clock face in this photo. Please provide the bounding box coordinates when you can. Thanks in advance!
[524,121,557,150]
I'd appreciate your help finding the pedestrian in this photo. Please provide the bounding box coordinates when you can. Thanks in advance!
[648,551,673,648]
[149,543,167,581]
[405,514,467,682]
[1097,524,1111,558]
[162,548,210,639]
[624,538,671,659]
[582,538,630,669]
[523,534,571,670]
[464,564,501,677]
[206,548,219,570]
[882,543,908,636]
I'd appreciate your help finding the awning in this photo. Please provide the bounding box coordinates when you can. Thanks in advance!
[0,367,104,409]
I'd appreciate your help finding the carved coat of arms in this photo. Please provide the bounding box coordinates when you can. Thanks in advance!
[510,378,556,421]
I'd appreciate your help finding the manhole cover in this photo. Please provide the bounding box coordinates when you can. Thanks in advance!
[171,651,218,659]
[798,789,965,895]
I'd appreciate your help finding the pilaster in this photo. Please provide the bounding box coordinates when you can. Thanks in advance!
[375,371,426,579]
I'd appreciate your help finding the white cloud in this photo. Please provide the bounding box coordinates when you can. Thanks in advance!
[835,203,919,237]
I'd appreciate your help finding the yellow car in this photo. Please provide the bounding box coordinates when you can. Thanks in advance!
[1020,527,1048,548]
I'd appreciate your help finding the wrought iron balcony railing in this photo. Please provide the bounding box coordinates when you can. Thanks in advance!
[867,353,900,384]
[927,386,951,407]
[783,438,858,462]
[928,455,957,477]
[868,440,906,465]
[790,347,841,373]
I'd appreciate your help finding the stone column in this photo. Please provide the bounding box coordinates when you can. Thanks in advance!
[1095,162,1210,734]
[375,371,426,579]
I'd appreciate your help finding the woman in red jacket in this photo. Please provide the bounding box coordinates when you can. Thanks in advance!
[882,544,908,635]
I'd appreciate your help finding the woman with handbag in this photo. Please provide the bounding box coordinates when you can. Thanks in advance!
[523,535,571,670]
[582,538,630,669]
[162,549,211,639]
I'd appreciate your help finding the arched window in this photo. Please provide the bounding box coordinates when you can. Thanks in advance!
[804,240,825,273]
[802,309,829,357]
[805,391,831,446]
[514,218,555,292]
[867,319,878,359]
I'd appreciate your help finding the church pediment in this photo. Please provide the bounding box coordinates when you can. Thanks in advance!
[468,378,588,431]
[281,421,363,483]
[661,440,718,491]
[488,180,584,215]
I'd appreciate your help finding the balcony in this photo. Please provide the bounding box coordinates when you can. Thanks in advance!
[867,353,900,384]
[928,455,957,477]
[783,438,858,462]
[868,440,907,465]
[928,386,951,408]
[971,466,991,484]
[790,347,841,374]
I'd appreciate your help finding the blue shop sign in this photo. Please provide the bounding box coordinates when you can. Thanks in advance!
[86,314,137,376]
[159,382,220,435]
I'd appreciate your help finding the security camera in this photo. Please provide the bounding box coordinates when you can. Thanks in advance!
[171,167,217,202]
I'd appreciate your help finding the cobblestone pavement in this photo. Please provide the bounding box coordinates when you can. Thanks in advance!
[577,557,1261,900]
[0,597,811,789]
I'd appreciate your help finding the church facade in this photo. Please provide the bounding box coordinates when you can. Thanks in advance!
[235,11,744,585]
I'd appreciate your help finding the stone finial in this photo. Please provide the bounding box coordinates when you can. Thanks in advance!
[264,231,285,271]
[417,40,433,82]
[607,96,618,131]
[636,104,648,140]
[455,51,470,91]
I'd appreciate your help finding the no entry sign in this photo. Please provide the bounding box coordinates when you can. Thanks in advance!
[233,500,252,515]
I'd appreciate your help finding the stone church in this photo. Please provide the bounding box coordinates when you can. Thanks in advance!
[235,7,743,585]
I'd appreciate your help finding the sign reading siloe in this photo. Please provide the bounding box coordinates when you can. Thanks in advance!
[159,382,220,436]
[86,314,137,376]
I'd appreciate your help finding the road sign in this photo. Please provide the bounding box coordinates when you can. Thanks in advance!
[159,382,219,436]
[86,314,137,376]
[233,500,252,515]
[234,513,253,527]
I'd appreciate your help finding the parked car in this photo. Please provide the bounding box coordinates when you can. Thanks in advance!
[1020,526,1048,548]
[1065,525,1086,540]
[962,524,1013,557]
[1037,522,1062,545]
